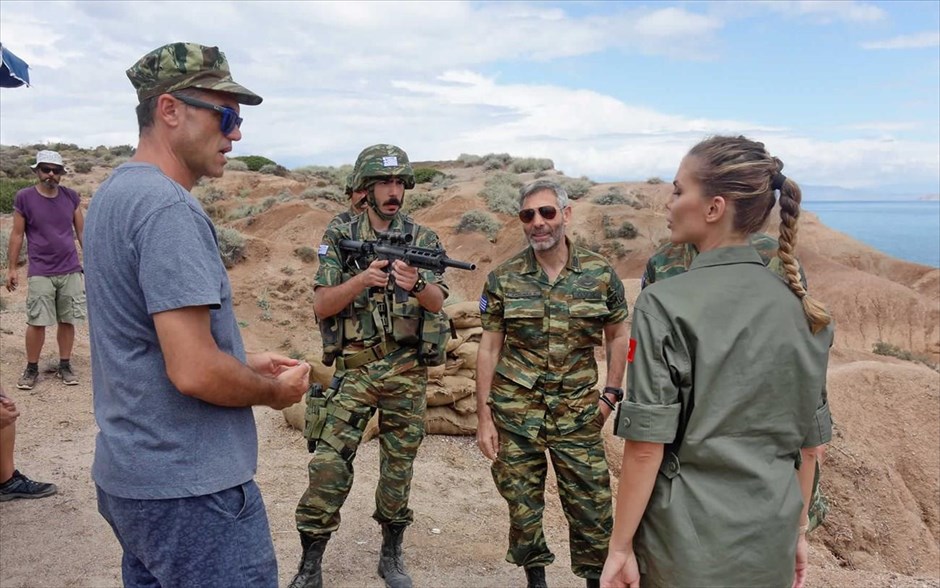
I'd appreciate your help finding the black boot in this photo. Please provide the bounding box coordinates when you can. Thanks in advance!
[287,533,329,588]
[378,522,413,588]
[586,578,600,588]
[525,566,548,588]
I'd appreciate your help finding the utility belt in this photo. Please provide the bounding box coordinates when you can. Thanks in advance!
[334,340,402,371]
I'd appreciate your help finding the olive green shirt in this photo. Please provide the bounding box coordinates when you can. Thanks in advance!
[480,239,629,438]
[615,246,833,587]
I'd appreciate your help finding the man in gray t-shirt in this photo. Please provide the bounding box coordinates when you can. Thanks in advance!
[84,42,309,588]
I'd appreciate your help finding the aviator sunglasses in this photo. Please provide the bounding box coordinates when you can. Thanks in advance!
[172,94,243,135]
[38,165,65,175]
[518,206,561,223]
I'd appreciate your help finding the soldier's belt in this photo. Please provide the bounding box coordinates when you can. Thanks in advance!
[335,340,401,371]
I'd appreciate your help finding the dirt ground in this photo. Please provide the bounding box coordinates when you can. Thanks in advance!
[1,162,939,587]
[1,295,938,588]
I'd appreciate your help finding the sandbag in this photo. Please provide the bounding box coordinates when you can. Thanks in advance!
[445,300,481,330]
[425,406,478,436]
[454,342,479,371]
[427,383,474,407]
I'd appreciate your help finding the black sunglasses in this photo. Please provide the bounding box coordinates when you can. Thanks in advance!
[518,206,560,223]
[38,165,64,175]
[172,94,243,135]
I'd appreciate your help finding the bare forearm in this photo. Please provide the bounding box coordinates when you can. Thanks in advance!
[610,441,663,551]
[170,348,282,407]
[314,276,367,319]
[604,322,629,388]
[415,283,444,313]
[797,448,818,526]
[7,234,23,271]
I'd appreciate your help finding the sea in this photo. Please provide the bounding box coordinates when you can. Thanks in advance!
[801,201,940,268]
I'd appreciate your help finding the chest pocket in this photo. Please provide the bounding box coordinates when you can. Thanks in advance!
[567,298,608,347]
[344,286,378,342]
[503,298,546,348]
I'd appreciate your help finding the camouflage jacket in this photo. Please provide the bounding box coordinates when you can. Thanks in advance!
[315,212,449,350]
[480,238,628,437]
[641,233,806,290]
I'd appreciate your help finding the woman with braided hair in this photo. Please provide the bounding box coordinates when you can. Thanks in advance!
[601,136,833,588]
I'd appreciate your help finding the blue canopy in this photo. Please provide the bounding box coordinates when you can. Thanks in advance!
[0,44,31,88]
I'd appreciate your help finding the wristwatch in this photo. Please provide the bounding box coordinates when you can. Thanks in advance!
[603,386,624,401]
[411,276,427,294]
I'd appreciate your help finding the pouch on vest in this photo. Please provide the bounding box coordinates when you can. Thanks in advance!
[303,382,327,444]
[417,309,455,367]
[390,294,422,346]
[318,316,343,366]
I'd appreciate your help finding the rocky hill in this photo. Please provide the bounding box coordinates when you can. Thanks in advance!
[0,148,937,587]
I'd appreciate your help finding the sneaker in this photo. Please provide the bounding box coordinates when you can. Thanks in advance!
[57,365,78,386]
[0,470,58,502]
[16,369,38,390]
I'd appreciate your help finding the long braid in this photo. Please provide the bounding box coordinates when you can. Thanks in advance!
[775,168,831,333]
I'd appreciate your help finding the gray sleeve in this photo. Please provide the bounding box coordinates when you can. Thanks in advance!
[803,384,832,448]
[136,202,224,315]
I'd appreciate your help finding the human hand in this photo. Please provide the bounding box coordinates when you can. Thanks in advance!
[792,532,808,588]
[5,269,18,292]
[359,259,390,289]
[600,548,640,588]
[247,352,300,378]
[0,395,20,428]
[476,410,499,461]
[267,362,311,410]
[390,260,419,292]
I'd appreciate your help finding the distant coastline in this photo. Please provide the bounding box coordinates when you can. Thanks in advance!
[803,200,940,268]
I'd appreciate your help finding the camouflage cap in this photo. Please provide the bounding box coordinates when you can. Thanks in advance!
[344,174,354,196]
[126,42,262,105]
[352,144,415,191]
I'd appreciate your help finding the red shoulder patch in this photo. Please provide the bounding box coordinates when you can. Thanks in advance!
[628,338,637,363]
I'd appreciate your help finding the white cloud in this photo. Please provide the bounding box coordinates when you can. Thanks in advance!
[862,32,940,50]
[0,1,936,194]
[764,0,886,23]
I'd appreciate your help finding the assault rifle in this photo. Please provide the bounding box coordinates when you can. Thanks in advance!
[338,231,476,303]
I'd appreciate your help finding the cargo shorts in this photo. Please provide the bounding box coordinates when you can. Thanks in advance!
[26,272,86,326]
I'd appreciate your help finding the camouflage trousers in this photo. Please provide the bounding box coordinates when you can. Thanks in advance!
[295,355,427,537]
[491,416,612,579]
[808,460,829,532]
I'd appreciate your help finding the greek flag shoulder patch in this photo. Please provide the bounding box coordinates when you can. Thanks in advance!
[318,244,329,256]
[479,294,488,313]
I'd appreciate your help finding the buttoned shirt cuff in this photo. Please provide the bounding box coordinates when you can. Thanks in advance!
[614,400,681,443]
[802,402,833,448]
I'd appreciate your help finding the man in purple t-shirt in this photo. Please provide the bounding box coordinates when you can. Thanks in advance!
[5,150,85,390]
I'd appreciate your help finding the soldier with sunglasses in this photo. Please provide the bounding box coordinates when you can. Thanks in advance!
[6,150,85,390]
[476,179,629,588]
[83,42,310,588]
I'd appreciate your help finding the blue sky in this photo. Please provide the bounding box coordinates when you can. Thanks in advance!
[1,0,938,197]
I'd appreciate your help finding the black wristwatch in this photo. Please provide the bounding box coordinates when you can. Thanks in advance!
[411,276,427,294]
[603,386,624,401]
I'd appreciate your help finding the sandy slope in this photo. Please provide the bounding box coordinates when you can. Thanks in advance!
[1,161,938,587]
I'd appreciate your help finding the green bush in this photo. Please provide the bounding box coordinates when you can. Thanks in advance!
[456,210,501,240]
[294,246,317,263]
[413,167,443,184]
[293,164,352,187]
[259,163,289,176]
[482,153,513,171]
[647,176,664,184]
[457,153,482,167]
[233,155,277,172]
[510,158,554,174]
[72,159,94,174]
[403,192,437,212]
[480,172,522,215]
[602,215,639,239]
[195,185,226,204]
[0,178,33,214]
[594,188,629,206]
[561,176,594,199]
[217,227,246,268]
[0,225,28,268]
[110,145,135,157]
[301,186,345,202]
[873,341,939,371]
[225,159,249,171]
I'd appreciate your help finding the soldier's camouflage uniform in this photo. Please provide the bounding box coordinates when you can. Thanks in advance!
[295,212,448,537]
[641,233,830,531]
[479,237,628,579]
